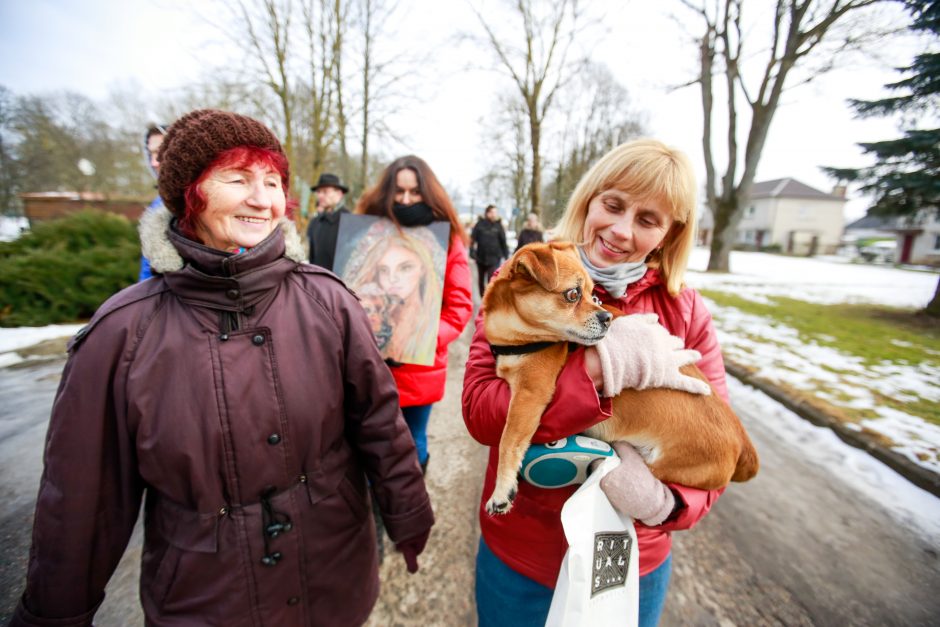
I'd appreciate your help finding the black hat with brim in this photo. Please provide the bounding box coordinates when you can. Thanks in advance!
[311,172,348,193]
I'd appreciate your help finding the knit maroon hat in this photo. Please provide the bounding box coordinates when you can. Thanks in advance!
[157,109,287,216]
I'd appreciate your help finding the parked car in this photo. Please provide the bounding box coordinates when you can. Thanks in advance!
[859,240,896,264]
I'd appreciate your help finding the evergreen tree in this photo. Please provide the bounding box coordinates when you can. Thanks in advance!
[825,0,940,317]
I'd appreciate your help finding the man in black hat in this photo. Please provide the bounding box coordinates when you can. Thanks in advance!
[307,172,349,269]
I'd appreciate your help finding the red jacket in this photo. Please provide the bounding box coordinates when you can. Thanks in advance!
[392,234,473,407]
[462,268,729,587]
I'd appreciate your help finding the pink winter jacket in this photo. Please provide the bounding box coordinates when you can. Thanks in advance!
[461,268,729,587]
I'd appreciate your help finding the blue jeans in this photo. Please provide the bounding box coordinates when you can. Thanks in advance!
[475,537,672,627]
[402,404,432,465]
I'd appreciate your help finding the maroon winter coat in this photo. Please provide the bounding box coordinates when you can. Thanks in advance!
[12,211,433,627]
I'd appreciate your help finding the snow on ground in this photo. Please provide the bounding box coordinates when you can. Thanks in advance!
[687,248,938,309]
[686,249,940,475]
[0,324,85,368]
[728,376,940,543]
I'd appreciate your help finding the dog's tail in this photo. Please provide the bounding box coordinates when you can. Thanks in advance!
[731,437,760,482]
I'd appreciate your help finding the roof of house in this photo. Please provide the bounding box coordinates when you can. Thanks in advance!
[845,214,897,230]
[750,178,844,201]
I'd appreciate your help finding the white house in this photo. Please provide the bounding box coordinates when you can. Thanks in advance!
[698,178,847,255]
[842,210,940,266]
[892,210,940,266]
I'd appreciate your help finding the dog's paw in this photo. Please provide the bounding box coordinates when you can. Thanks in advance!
[485,488,517,516]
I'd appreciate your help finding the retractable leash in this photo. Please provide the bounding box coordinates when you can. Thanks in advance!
[520,435,614,488]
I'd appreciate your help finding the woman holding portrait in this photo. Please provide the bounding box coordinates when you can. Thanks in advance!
[344,219,446,366]
[355,155,473,473]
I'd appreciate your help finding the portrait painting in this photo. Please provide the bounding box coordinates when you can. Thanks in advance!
[334,214,450,367]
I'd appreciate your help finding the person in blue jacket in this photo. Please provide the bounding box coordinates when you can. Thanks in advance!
[138,123,168,281]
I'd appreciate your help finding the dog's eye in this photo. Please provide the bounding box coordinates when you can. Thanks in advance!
[563,287,581,303]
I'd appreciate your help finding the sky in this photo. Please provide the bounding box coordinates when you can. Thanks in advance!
[0,0,922,220]
[2,251,938,542]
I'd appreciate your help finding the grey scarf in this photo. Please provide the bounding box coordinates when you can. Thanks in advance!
[577,247,647,298]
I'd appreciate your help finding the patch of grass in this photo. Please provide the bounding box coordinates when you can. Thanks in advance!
[876,391,940,426]
[701,290,940,368]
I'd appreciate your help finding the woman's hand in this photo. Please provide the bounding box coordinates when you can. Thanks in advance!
[594,314,711,396]
[600,442,678,526]
[583,346,605,392]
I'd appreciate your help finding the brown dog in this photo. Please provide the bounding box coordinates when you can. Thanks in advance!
[482,241,758,515]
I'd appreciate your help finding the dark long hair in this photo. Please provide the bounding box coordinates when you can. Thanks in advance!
[355,155,469,246]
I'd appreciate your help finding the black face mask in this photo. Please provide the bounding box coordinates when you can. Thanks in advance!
[392,202,435,226]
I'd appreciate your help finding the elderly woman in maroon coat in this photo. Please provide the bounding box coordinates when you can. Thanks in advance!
[11,110,433,627]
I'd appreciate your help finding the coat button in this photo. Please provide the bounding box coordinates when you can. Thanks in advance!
[226,288,240,300]
[267,433,281,445]
[252,334,265,346]
[219,506,228,516]
[298,474,307,483]
[287,596,300,606]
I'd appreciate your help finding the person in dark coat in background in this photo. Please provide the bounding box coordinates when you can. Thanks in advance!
[306,172,349,270]
[11,109,433,627]
[470,204,509,298]
[515,211,544,252]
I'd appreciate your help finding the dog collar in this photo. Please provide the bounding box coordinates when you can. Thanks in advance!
[489,341,568,358]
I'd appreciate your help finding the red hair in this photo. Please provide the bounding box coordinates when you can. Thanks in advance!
[179,146,296,242]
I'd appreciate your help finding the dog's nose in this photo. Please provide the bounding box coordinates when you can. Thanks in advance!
[596,310,612,328]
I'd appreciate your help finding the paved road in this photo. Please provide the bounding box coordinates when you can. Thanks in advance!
[2,328,939,625]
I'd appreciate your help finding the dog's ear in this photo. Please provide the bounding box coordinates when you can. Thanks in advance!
[510,245,561,291]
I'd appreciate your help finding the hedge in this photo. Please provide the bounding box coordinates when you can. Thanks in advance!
[0,210,140,327]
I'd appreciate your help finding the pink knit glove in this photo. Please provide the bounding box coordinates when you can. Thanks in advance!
[594,314,711,396]
[600,442,676,526]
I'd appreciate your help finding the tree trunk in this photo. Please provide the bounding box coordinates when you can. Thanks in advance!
[707,198,737,271]
[332,0,349,183]
[529,116,541,216]
[926,275,940,318]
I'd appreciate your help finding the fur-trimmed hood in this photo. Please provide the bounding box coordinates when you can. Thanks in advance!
[139,206,307,274]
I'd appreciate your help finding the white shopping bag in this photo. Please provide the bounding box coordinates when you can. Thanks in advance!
[545,456,639,627]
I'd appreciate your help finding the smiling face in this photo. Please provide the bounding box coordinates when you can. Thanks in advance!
[194,163,287,252]
[377,243,423,300]
[581,189,673,267]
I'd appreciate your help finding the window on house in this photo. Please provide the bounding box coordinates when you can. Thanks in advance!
[745,205,755,218]
[933,233,940,251]
[798,205,810,219]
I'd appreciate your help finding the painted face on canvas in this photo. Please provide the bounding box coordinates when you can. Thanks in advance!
[195,163,287,252]
[581,190,673,267]
[377,243,423,301]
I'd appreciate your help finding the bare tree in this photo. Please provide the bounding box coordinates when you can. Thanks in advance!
[234,0,297,170]
[300,0,337,186]
[470,0,587,216]
[681,0,891,271]
[479,91,531,219]
[329,0,351,182]
[543,63,647,224]
[349,0,416,196]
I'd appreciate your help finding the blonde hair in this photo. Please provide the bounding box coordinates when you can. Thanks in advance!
[552,139,697,296]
